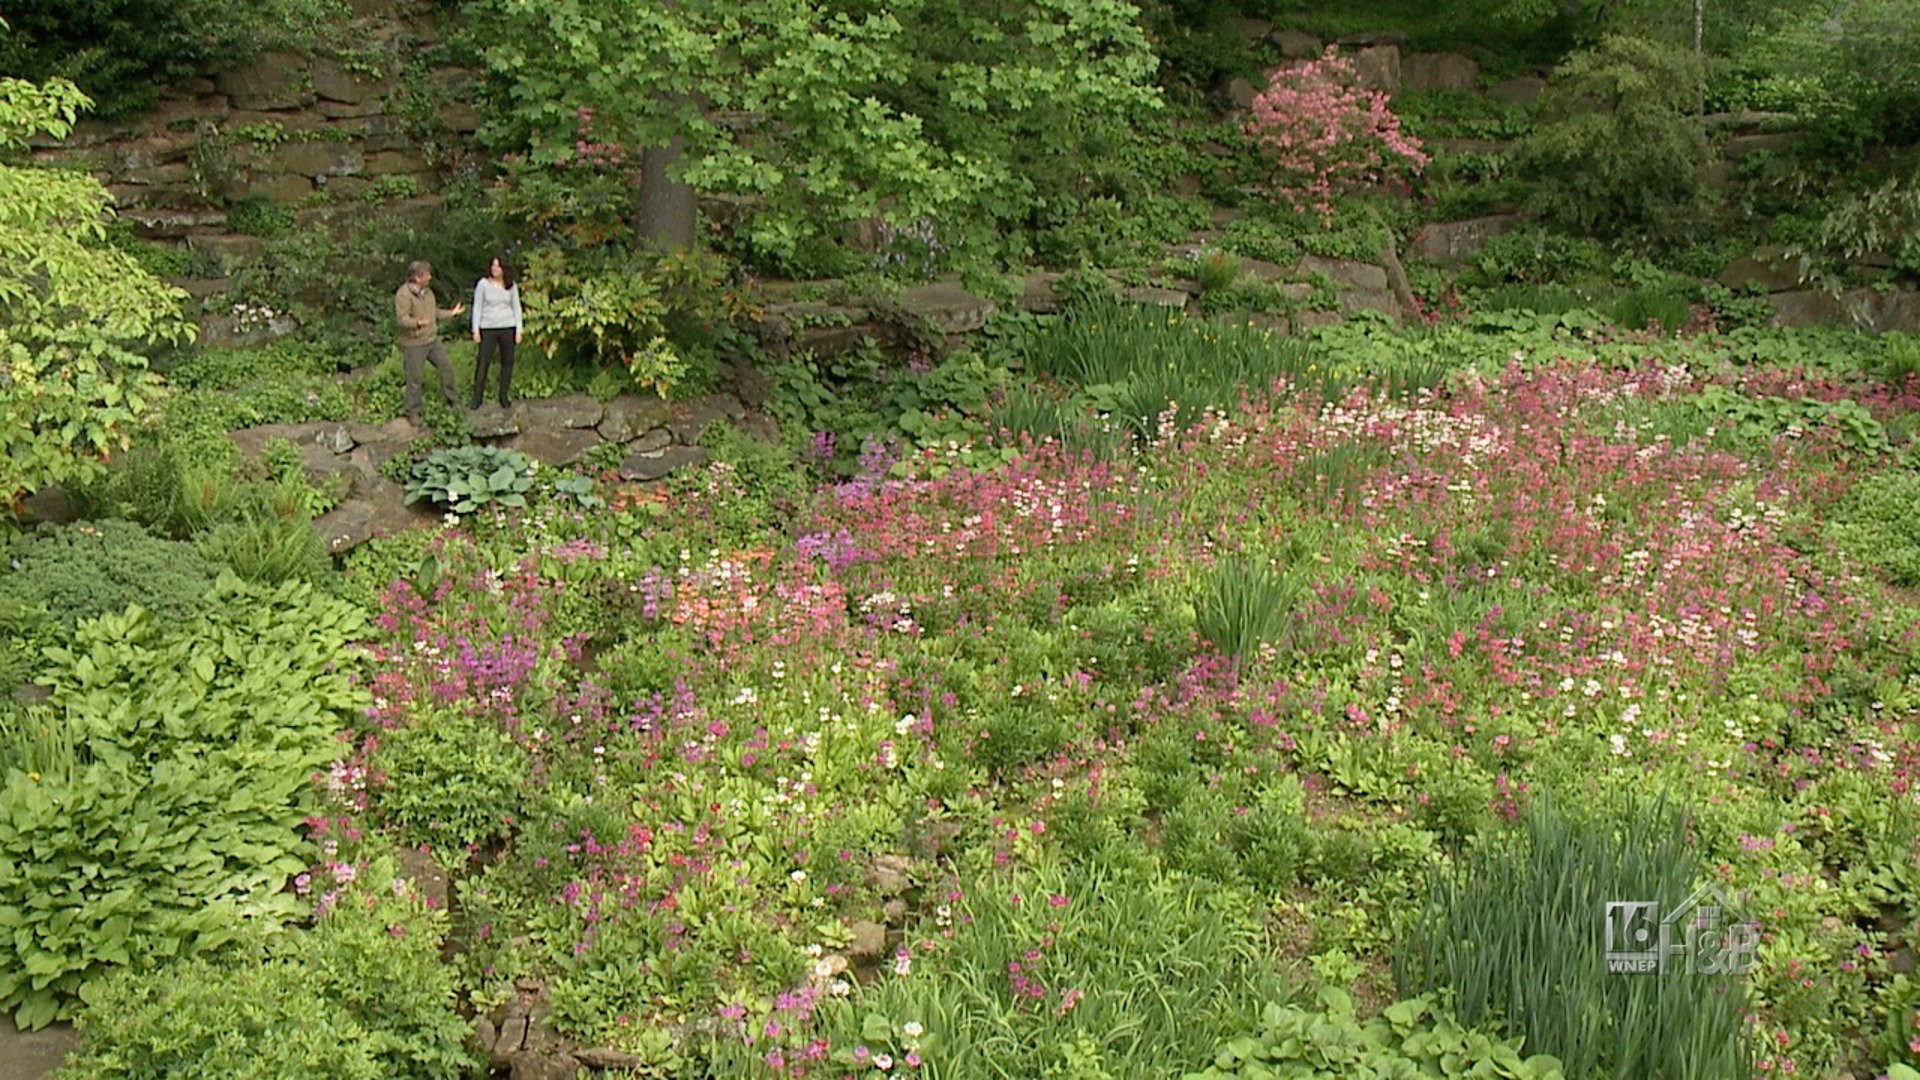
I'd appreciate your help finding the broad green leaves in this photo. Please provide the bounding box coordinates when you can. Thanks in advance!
[404,445,537,516]
[0,576,369,1028]
[1184,989,1565,1079]
[0,76,191,513]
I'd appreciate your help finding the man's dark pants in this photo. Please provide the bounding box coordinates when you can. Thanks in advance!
[402,341,458,420]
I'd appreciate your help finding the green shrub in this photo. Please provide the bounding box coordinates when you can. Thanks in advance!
[1606,285,1697,334]
[1183,988,1567,1079]
[56,858,474,1080]
[1396,794,1753,1080]
[1830,470,1920,585]
[1880,332,1920,384]
[335,529,444,612]
[100,221,217,280]
[518,245,747,398]
[0,599,56,692]
[197,510,330,584]
[224,197,296,238]
[1191,249,1245,295]
[372,711,531,852]
[1689,385,1890,457]
[1473,283,1592,317]
[0,577,367,1028]
[405,445,536,516]
[1466,228,1611,287]
[166,338,367,392]
[0,520,221,627]
[594,627,700,701]
[158,340,360,441]
[68,440,239,540]
[65,953,387,1080]
[1518,36,1708,235]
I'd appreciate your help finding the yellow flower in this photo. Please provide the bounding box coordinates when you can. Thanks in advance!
[28,772,41,782]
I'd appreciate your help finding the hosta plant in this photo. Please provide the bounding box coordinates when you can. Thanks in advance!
[1183,988,1566,1079]
[404,446,536,516]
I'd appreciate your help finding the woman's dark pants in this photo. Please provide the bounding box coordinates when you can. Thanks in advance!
[473,328,518,408]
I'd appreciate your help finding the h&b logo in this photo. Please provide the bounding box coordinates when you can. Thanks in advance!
[1603,884,1759,975]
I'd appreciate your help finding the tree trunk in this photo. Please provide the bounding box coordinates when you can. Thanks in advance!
[636,0,697,253]
[636,137,696,252]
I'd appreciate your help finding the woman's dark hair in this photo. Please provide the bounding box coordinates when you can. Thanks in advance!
[487,254,517,290]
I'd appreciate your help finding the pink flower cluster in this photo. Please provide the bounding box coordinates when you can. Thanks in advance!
[1242,47,1428,223]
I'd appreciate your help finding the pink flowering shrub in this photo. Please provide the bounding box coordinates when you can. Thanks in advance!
[1242,47,1428,223]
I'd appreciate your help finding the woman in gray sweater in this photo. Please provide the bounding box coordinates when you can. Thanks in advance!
[470,255,524,408]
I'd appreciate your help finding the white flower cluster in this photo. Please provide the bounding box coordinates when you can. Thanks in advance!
[229,300,281,333]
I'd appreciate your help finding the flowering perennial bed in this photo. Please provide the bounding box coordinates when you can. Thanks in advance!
[316,342,1920,1078]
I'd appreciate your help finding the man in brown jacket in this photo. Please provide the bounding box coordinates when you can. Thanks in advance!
[394,259,466,423]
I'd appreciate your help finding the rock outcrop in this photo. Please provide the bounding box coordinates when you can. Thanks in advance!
[227,391,775,555]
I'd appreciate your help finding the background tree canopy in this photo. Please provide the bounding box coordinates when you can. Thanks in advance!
[477,0,1165,272]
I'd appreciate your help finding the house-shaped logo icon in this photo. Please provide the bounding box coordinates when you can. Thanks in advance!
[1604,883,1760,975]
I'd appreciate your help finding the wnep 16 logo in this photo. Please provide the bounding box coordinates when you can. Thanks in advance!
[1604,884,1761,975]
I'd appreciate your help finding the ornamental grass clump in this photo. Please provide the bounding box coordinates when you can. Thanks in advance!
[1017,301,1318,439]
[1396,793,1754,1080]
[1195,556,1300,666]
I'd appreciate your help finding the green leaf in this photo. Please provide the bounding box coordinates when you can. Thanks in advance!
[1382,998,1425,1029]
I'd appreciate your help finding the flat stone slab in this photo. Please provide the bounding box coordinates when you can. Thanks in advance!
[1768,287,1920,333]
[1716,246,1803,292]
[230,421,355,459]
[1292,309,1344,333]
[1488,75,1545,105]
[627,428,671,455]
[1018,273,1064,314]
[665,395,744,445]
[1296,255,1389,293]
[1119,286,1190,309]
[346,418,420,447]
[1337,289,1402,319]
[18,486,76,526]
[1722,132,1799,161]
[618,446,709,483]
[597,396,673,443]
[1408,215,1523,265]
[515,394,605,431]
[797,321,884,356]
[896,282,997,334]
[737,411,780,444]
[1273,30,1322,58]
[468,405,522,439]
[315,477,435,554]
[499,427,603,468]
[1403,51,1479,93]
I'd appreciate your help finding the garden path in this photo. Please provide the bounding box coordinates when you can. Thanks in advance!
[0,1015,76,1080]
